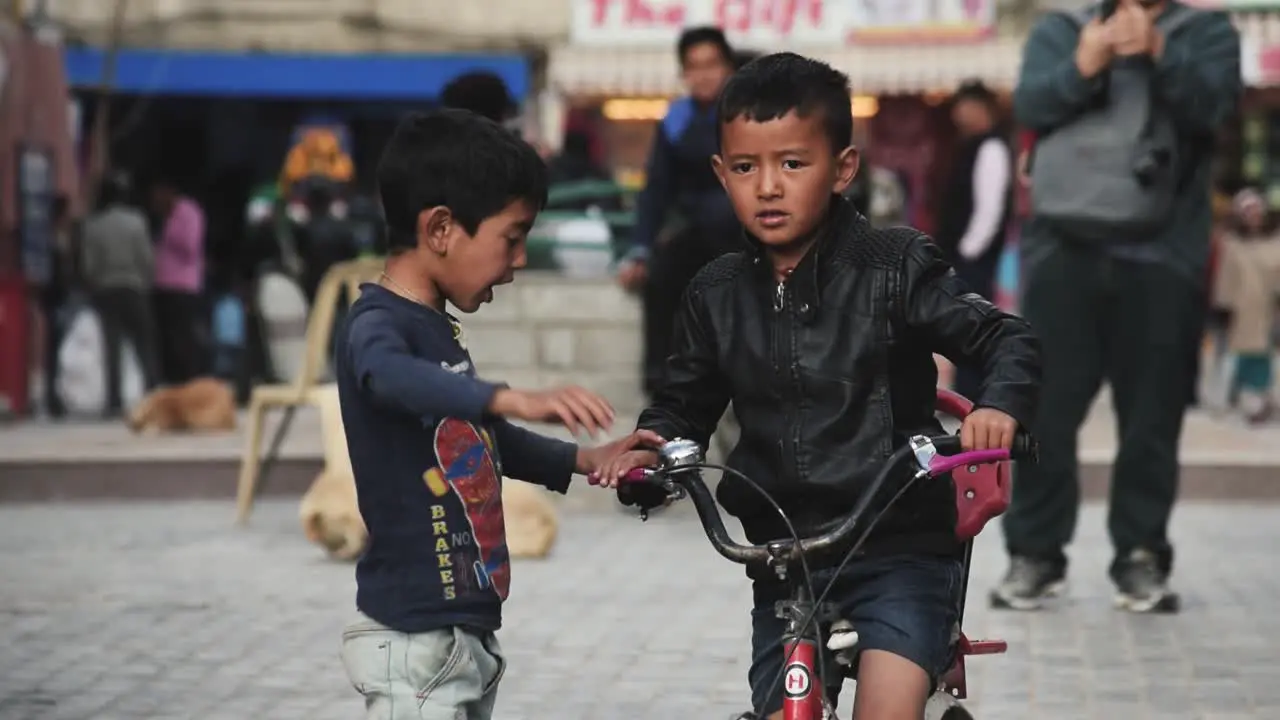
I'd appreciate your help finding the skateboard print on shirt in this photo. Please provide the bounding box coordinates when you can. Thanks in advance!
[429,418,510,600]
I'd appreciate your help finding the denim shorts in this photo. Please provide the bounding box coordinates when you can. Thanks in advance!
[748,554,963,716]
[340,613,506,720]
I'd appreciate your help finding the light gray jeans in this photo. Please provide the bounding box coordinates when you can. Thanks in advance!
[341,613,506,720]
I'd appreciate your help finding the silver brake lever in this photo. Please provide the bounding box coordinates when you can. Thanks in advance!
[908,435,936,479]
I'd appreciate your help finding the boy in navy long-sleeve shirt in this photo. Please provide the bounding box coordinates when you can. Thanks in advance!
[336,109,661,720]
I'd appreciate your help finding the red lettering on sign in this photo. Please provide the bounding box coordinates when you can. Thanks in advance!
[1261,46,1280,76]
[588,0,687,28]
[659,2,687,26]
[714,0,823,36]
[786,673,804,690]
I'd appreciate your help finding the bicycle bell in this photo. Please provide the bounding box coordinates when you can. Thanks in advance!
[658,438,703,470]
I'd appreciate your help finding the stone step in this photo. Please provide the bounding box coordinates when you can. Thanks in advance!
[2,455,1277,505]
[466,324,642,374]
[5,405,1280,504]
[7,370,1280,503]
[467,273,641,327]
[456,273,646,411]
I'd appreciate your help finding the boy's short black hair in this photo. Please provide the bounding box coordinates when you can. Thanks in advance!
[440,71,517,124]
[716,52,853,155]
[677,26,733,67]
[376,109,548,253]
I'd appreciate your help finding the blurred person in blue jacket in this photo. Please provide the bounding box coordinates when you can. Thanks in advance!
[616,26,740,397]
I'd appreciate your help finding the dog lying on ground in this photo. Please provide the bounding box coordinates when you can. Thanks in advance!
[127,378,236,434]
[503,479,559,559]
[304,385,368,561]
[300,467,367,561]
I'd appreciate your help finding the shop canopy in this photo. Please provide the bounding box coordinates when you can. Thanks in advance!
[549,9,1276,97]
[62,47,530,100]
[547,39,1025,98]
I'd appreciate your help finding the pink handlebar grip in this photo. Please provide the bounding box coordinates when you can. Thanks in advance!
[928,449,1010,476]
[621,468,650,482]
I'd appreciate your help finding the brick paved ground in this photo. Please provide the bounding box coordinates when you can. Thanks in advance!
[1,498,1279,720]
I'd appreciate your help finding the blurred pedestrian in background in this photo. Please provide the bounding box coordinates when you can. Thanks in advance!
[295,180,357,304]
[81,175,159,416]
[937,79,1013,400]
[150,177,208,384]
[36,195,76,418]
[1212,188,1280,423]
[993,0,1240,614]
[616,26,738,397]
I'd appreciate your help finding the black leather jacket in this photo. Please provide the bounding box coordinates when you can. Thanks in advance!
[637,198,1041,560]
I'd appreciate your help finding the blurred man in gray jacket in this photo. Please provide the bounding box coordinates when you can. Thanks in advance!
[993,0,1239,614]
[81,176,160,416]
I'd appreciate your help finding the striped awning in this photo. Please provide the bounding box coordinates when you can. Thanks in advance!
[1237,11,1280,86]
[547,39,1025,97]
[547,46,682,97]
[818,39,1025,95]
[549,11,1280,97]
[1236,10,1280,43]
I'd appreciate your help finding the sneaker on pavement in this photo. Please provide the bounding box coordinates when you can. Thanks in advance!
[1112,548,1180,613]
[989,556,1066,610]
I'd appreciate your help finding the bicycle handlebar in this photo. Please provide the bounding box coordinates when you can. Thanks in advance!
[605,432,1036,569]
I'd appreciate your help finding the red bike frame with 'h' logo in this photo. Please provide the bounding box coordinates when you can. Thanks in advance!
[601,389,1023,719]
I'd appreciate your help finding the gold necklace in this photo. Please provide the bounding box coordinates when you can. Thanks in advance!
[379,272,432,307]
[379,273,466,349]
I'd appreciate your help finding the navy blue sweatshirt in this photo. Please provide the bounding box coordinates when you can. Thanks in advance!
[335,284,578,633]
[626,96,739,262]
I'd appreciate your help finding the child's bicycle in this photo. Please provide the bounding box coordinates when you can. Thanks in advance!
[602,390,1034,720]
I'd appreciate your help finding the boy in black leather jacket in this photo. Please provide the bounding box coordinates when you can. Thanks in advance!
[598,53,1041,720]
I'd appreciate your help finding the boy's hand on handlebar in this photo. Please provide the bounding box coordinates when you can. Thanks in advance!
[576,430,666,478]
[594,449,662,488]
[960,408,1019,451]
[489,387,616,438]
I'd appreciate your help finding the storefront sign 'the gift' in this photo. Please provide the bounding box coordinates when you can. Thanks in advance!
[572,0,843,46]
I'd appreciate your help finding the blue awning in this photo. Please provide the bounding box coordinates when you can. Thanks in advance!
[63,47,530,101]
